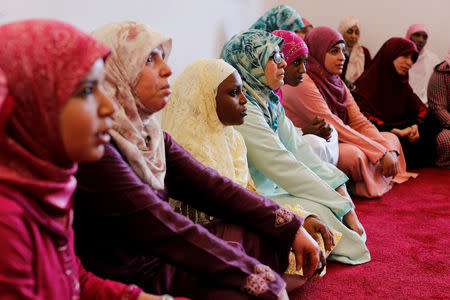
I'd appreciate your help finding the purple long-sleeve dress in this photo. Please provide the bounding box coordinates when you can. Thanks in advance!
[73,132,302,300]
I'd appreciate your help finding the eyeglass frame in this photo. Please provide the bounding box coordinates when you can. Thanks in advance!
[269,51,285,64]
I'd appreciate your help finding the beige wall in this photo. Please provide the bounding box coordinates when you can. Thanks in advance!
[2,0,449,79]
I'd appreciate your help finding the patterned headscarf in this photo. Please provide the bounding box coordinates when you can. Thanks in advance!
[0,19,110,211]
[405,24,429,54]
[250,5,304,32]
[222,29,284,131]
[304,26,349,123]
[446,48,450,65]
[162,58,253,188]
[91,21,171,190]
[272,30,308,65]
[338,16,366,84]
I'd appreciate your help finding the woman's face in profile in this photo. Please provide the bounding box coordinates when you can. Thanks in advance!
[393,53,415,76]
[215,71,247,126]
[134,46,173,114]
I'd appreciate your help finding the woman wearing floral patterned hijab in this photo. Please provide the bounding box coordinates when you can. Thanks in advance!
[250,5,305,33]
[222,29,370,265]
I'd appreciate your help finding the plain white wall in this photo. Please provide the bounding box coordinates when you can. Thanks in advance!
[1,0,449,79]
[263,0,450,60]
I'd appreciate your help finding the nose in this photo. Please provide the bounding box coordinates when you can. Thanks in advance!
[239,92,247,105]
[98,90,117,117]
[279,58,287,69]
[338,50,345,61]
[299,63,306,74]
[160,60,173,78]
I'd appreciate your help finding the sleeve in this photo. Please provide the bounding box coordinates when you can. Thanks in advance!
[287,75,390,163]
[428,70,450,128]
[78,256,142,300]
[363,47,372,69]
[0,205,36,300]
[76,142,297,300]
[407,88,428,125]
[352,91,393,131]
[235,101,349,198]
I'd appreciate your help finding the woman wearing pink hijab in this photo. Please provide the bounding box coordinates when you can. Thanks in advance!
[406,24,441,105]
[282,26,416,198]
[0,19,183,300]
[272,29,338,165]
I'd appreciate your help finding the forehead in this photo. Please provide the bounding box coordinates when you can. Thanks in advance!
[219,71,242,88]
[347,25,359,31]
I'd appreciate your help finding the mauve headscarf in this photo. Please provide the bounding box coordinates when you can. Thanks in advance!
[272,30,308,65]
[405,24,428,54]
[353,37,420,124]
[91,22,171,190]
[304,26,349,123]
[0,19,110,212]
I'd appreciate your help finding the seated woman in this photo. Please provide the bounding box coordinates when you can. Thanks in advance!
[73,21,323,300]
[352,37,434,169]
[0,19,169,300]
[162,58,339,289]
[406,24,441,105]
[250,4,305,34]
[337,16,372,90]
[272,30,339,166]
[427,49,450,168]
[282,26,416,198]
[222,29,370,265]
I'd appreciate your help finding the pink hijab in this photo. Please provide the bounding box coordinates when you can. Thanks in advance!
[272,30,308,65]
[405,24,428,54]
[0,69,13,143]
[0,19,110,212]
[304,26,349,123]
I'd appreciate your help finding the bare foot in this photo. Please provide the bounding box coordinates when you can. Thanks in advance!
[343,209,364,236]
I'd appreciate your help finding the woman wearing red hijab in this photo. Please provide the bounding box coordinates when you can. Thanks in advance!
[0,19,184,300]
[352,37,434,169]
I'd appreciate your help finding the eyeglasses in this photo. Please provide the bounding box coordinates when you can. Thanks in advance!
[270,51,285,64]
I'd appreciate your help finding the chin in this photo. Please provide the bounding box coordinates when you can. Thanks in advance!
[78,146,105,163]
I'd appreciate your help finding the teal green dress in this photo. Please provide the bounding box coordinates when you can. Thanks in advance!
[222,30,370,265]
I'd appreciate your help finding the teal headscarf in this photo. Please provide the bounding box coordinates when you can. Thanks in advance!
[249,5,305,33]
[222,29,284,131]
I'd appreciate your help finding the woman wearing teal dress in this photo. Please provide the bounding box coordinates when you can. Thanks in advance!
[222,29,370,265]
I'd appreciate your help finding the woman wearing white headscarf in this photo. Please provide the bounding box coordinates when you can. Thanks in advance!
[337,16,371,90]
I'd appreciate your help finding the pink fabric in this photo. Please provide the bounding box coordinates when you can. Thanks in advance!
[272,30,308,65]
[282,75,417,198]
[0,19,110,212]
[302,18,312,27]
[0,69,13,143]
[405,24,428,54]
[0,186,142,300]
[0,20,142,300]
[304,26,349,124]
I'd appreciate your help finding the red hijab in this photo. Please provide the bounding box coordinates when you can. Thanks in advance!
[0,19,110,213]
[304,26,349,124]
[353,37,419,124]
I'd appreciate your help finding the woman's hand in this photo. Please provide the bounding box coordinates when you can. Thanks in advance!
[302,116,332,141]
[391,127,411,138]
[302,216,335,252]
[292,227,326,279]
[137,293,162,300]
[407,124,420,142]
[380,151,399,178]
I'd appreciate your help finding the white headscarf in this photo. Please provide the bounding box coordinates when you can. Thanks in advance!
[162,58,254,189]
[91,21,170,190]
[338,16,365,84]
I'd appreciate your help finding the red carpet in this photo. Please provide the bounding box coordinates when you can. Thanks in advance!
[290,168,450,300]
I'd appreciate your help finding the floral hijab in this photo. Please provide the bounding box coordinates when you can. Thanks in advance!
[162,58,252,188]
[222,29,284,131]
[0,19,110,212]
[91,21,171,190]
[250,5,305,32]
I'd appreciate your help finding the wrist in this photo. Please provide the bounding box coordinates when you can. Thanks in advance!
[161,295,174,300]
